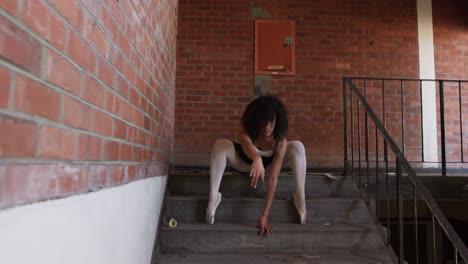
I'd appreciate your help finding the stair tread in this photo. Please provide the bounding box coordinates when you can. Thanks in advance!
[165,195,372,224]
[162,222,378,232]
[158,252,390,264]
[167,196,362,201]
[170,170,344,177]
[168,172,360,198]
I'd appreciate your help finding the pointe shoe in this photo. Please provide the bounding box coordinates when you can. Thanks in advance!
[292,192,307,224]
[205,192,222,224]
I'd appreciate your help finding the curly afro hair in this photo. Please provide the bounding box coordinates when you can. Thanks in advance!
[241,95,288,142]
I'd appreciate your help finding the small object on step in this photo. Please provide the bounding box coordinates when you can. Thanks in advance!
[299,255,320,259]
[323,222,332,226]
[168,218,178,228]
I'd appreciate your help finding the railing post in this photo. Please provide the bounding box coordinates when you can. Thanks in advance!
[358,94,362,187]
[419,80,424,162]
[365,80,369,197]
[439,80,447,176]
[413,185,419,264]
[351,83,354,175]
[400,80,405,155]
[396,158,404,263]
[384,141,390,245]
[343,77,349,174]
[375,126,380,220]
[458,81,464,163]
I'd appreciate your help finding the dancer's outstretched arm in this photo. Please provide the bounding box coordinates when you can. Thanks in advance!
[256,138,287,237]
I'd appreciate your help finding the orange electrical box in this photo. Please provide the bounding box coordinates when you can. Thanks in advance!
[255,20,296,76]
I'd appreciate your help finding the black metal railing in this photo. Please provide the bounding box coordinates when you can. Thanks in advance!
[344,77,468,176]
[343,77,468,264]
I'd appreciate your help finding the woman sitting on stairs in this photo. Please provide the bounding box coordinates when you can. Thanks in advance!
[205,95,307,237]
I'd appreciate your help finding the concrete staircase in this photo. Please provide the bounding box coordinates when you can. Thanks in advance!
[156,169,394,263]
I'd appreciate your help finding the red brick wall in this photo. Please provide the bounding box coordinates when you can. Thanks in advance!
[174,0,419,167]
[0,0,177,209]
[433,0,468,80]
[433,0,468,164]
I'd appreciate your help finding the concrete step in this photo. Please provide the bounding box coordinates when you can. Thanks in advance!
[165,196,373,224]
[158,252,392,264]
[160,223,389,255]
[169,172,360,198]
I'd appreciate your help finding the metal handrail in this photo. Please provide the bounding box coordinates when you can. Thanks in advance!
[345,76,468,82]
[343,77,468,263]
[345,77,468,175]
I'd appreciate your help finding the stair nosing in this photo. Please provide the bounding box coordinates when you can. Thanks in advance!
[161,222,379,232]
[167,196,364,201]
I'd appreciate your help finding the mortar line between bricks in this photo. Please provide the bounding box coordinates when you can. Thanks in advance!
[39,41,46,79]
[63,19,71,55]
[0,108,161,151]
[0,7,164,127]
[7,69,15,111]
[3,166,10,206]
[33,109,41,158]
[17,0,24,17]
[0,59,160,139]
[59,91,65,125]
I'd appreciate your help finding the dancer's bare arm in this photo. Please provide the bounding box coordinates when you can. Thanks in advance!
[239,127,265,187]
[257,138,287,236]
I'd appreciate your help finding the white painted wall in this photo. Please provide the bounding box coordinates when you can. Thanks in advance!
[0,176,167,264]
[417,0,439,164]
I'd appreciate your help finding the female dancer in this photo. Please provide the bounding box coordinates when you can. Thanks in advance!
[205,95,307,236]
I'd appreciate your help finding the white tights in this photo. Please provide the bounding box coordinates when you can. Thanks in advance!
[208,139,307,202]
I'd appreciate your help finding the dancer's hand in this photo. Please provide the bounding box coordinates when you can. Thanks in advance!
[250,157,264,189]
[256,215,272,237]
